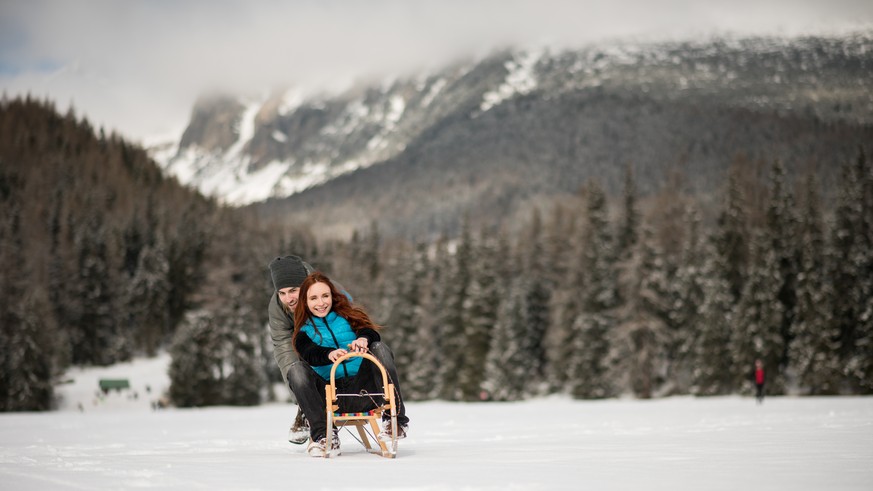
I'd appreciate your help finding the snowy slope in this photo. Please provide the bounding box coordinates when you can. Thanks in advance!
[2,356,872,490]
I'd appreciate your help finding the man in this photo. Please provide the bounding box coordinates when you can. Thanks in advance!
[267,255,315,444]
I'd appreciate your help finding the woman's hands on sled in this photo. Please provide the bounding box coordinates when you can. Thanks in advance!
[328,337,369,362]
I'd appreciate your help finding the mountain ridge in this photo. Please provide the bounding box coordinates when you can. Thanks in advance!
[150,31,873,239]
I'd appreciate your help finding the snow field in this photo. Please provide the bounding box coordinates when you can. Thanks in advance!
[1,395,871,490]
[2,354,870,489]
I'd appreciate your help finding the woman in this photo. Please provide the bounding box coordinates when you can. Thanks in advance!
[754,359,765,405]
[289,272,409,457]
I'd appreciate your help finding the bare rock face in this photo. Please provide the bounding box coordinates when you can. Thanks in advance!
[179,95,246,154]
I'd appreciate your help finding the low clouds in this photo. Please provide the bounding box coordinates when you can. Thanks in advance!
[2,0,872,142]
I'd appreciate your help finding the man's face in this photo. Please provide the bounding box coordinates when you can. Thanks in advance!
[278,286,301,311]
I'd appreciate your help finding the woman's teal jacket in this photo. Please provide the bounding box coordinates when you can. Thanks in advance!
[296,311,379,380]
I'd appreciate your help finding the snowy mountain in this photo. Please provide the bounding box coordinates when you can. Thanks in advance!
[151,53,522,205]
[150,32,873,237]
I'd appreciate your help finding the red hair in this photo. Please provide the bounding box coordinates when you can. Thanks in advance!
[292,271,381,350]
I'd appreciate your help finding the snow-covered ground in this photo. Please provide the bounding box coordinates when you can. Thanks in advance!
[1,357,871,490]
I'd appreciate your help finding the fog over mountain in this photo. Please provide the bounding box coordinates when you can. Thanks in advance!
[2,1,872,143]
[150,31,873,239]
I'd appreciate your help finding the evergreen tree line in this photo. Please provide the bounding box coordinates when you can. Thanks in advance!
[337,151,873,401]
[0,97,277,411]
[245,148,871,403]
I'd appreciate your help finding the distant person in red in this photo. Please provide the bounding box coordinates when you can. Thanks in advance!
[754,359,765,404]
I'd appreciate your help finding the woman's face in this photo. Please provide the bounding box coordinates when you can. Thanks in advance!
[306,281,332,318]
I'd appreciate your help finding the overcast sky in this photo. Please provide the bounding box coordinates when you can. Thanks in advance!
[2,0,872,144]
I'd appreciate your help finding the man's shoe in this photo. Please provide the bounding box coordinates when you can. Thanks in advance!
[288,407,309,445]
[308,430,340,457]
[380,419,407,441]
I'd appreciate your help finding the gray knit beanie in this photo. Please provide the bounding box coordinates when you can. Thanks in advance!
[269,255,309,291]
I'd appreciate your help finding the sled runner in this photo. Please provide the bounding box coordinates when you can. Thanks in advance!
[325,351,398,458]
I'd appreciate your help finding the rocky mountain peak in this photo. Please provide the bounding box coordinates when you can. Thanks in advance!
[178,94,246,154]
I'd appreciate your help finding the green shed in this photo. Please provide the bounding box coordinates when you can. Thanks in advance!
[99,379,130,392]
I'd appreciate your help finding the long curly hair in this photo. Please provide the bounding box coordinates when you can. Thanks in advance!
[292,271,381,350]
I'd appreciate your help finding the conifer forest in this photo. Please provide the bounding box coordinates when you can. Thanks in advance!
[1,97,871,411]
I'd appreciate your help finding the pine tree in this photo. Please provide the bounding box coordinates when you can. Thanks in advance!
[522,266,551,394]
[538,202,579,392]
[435,221,473,400]
[566,313,613,399]
[168,313,223,407]
[636,225,673,326]
[829,148,873,393]
[0,205,60,411]
[846,148,873,393]
[409,239,448,400]
[830,158,861,362]
[380,243,426,398]
[563,181,618,397]
[483,278,531,401]
[47,189,75,366]
[505,209,552,395]
[581,181,619,312]
[714,168,750,303]
[165,208,209,332]
[124,241,171,356]
[364,220,382,281]
[617,164,640,259]
[623,225,671,398]
[689,241,735,395]
[542,202,577,290]
[459,230,503,400]
[665,206,707,393]
[788,174,841,394]
[856,185,873,392]
[731,232,786,394]
[8,288,60,410]
[626,321,659,399]
[69,212,129,366]
[342,221,382,311]
[764,160,799,370]
[0,203,24,411]
[121,204,155,278]
[220,298,266,406]
[547,206,585,391]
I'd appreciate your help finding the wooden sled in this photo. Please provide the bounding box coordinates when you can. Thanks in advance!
[325,351,398,458]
